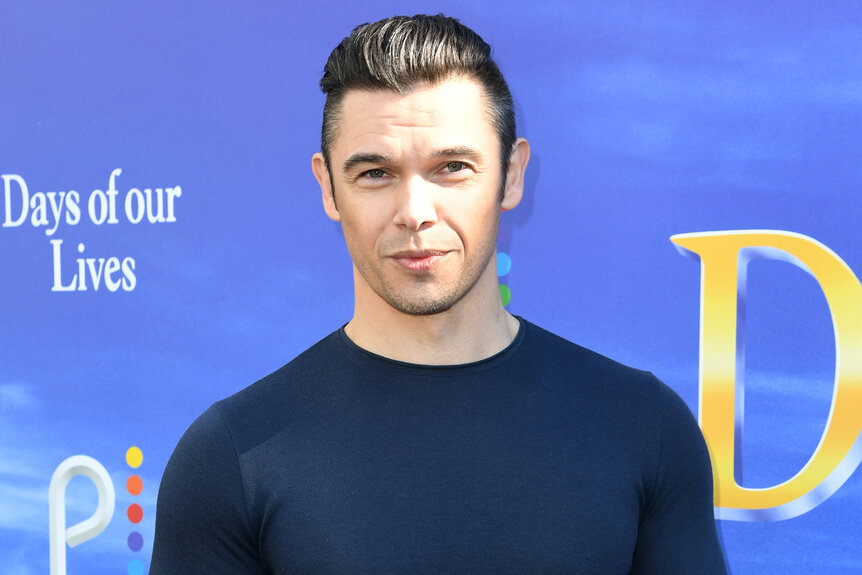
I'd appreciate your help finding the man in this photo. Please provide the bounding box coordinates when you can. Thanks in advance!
[152,14,726,574]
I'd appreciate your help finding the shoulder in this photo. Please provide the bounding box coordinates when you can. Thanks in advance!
[518,319,706,464]
[519,319,665,404]
[202,329,350,453]
[521,320,653,377]
[157,404,239,508]
[231,329,345,400]
[225,329,346,405]
[153,331,348,570]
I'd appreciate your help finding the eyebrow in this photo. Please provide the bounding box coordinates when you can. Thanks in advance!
[342,153,394,174]
[342,147,484,174]
[430,146,483,163]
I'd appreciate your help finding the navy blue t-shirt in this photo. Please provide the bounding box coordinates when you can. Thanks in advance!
[151,319,726,574]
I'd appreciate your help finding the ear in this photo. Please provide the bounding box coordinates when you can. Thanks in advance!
[501,138,530,212]
[312,152,340,222]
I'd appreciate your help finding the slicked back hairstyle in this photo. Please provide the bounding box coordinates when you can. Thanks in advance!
[319,14,517,185]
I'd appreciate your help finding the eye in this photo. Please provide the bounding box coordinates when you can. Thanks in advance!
[364,169,387,179]
[444,161,465,173]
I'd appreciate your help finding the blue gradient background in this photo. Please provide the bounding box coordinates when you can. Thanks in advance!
[1,2,860,573]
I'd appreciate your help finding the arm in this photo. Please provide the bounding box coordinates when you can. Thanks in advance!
[631,383,728,574]
[150,404,268,574]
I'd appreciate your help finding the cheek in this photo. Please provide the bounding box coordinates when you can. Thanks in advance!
[341,219,369,251]
[446,203,501,251]
[339,210,387,257]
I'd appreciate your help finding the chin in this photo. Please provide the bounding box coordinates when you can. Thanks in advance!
[380,287,464,317]
[389,296,457,316]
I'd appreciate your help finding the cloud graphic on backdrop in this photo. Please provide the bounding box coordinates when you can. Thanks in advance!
[0,383,41,411]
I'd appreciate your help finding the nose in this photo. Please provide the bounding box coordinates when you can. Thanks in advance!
[392,176,437,231]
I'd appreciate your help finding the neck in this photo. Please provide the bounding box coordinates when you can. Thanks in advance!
[344,263,520,365]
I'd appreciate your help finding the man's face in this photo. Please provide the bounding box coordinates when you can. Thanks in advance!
[312,77,525,316]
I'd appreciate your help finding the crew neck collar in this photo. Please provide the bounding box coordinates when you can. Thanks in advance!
[336,316,527,376]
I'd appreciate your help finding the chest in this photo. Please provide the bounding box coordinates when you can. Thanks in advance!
[243,407,647,574]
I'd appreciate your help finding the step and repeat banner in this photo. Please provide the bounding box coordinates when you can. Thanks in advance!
[2,2,860,573]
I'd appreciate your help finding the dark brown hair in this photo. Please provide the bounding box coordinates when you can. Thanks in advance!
[319,14,517,182]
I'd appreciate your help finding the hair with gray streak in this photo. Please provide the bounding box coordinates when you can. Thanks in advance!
[318,14,517,182]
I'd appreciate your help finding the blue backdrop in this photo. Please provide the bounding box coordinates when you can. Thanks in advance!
[2,1,861,573]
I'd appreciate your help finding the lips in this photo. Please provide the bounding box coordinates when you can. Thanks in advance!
[390,250,449,272]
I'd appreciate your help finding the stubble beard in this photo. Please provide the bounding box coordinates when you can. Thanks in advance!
[354,224,500,317]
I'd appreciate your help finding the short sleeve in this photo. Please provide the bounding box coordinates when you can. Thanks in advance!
[630,383,728,574]
[150,404,268,574]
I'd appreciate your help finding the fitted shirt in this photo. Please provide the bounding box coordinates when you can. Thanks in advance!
[151,319,727,574]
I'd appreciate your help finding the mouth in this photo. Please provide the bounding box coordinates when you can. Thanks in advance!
[390,250,449,272]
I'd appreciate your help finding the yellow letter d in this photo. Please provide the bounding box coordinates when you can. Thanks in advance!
[672,230,862,521]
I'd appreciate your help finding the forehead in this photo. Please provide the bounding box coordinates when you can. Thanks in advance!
[333,77,498,159]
